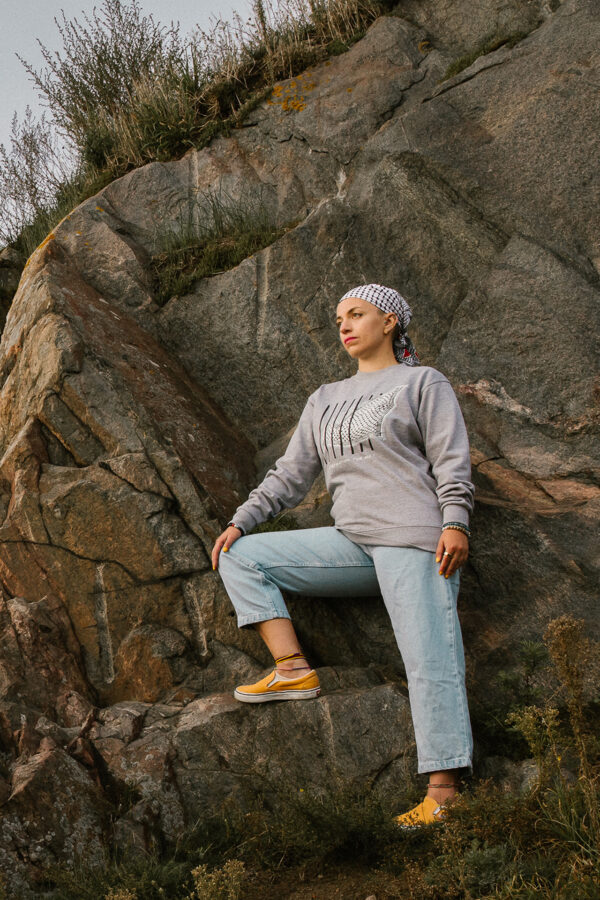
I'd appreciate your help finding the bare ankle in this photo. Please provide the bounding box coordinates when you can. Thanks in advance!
[276,662,311,676]
[426,771,459,804]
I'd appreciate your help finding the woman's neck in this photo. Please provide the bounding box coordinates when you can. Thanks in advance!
[357,348,399,372]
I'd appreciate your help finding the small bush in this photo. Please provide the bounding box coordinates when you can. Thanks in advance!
[187,859,245,900]
[105,889,137,900]
[0,108,83,254]
[471,639,549,761]
[16,0,182,151]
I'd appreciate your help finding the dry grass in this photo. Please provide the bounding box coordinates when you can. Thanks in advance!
[1,0,394,257]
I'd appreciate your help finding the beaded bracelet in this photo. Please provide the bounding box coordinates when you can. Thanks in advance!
[442,522,471,538]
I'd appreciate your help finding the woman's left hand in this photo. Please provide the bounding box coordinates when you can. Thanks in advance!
[436,529,469,578]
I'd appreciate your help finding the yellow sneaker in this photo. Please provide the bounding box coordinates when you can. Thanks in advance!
[394,795,446,829]
[234,668,321,703]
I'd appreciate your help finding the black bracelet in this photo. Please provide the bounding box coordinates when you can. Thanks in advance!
[227,521,245,535]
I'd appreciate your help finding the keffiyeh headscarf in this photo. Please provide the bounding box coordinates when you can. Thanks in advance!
[338,284,420,366]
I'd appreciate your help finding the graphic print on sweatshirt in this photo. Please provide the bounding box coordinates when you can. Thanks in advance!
[318,386,406,460]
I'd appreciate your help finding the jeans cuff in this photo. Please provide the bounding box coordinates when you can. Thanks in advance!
[417,755,472,774]
[237,609,291,628]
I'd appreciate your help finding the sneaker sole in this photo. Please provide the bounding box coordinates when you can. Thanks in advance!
[233,687,321,703]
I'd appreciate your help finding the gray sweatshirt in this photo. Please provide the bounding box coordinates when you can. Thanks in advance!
[231,364,474,551]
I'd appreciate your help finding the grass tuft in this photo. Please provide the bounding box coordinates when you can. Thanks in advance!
[149,185,300,304]
[442,27,539,82]
[250,513,301,534]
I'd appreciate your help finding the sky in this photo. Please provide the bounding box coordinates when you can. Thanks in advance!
[0,0,255,152]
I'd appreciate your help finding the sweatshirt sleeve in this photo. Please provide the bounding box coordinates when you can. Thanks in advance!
[230,393,322,534]
[417,378,474,527]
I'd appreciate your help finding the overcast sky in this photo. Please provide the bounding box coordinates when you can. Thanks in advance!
[0,0,255,152]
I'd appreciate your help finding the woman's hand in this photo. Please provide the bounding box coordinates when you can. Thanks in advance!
[436,529,469,578]
[211,525,243,570]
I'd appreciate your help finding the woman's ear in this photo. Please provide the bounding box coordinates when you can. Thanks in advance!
[383,313,398,335]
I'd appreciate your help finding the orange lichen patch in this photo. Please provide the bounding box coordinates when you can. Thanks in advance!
[23,231,57,269]
[347,87,353,92]
[38,232,56,251]
[268,70,316,114]
[76,231,82,235]
[95,206,104,212]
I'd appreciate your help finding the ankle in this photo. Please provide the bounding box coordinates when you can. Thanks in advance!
[276,663,311,676]
[274,650,310,674]
[427,781,458,804]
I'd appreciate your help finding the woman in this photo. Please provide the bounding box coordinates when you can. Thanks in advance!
[212,284,474,827]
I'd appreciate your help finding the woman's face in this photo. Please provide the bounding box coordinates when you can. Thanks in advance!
[335,296,396,359]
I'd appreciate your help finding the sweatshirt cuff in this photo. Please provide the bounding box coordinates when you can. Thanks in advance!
[442,505,470,527]
[229,509,259,535]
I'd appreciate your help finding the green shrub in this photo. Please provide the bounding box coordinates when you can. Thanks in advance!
[186,860,245,900]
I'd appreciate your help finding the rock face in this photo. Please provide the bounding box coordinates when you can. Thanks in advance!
[0,248,24,335]
[0,0,598,892]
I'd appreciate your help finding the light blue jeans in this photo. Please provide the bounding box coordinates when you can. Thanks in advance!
[218,526,472,773]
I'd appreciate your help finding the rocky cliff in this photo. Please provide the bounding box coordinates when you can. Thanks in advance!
[0,0,598,893]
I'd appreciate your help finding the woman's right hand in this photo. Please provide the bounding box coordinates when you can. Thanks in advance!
[211,525,243,570]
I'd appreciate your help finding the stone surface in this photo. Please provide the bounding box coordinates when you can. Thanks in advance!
[89,672,414,846]
[0,248,24,335]
[394,0,552,54]
[0,738,109,897]
[0,0,598,889]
